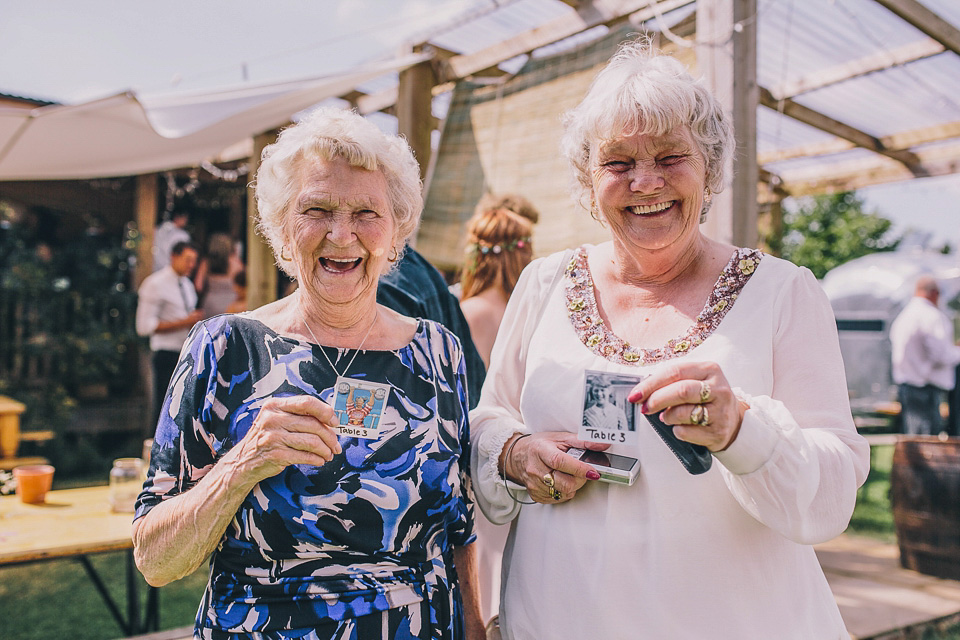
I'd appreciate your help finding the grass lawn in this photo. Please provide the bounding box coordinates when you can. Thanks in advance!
[847,443,897,543]
[0,551,207,640]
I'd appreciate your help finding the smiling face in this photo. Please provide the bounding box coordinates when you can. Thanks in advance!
[592,384,610,407]
[285,155,396,308]
[591,125,707,256]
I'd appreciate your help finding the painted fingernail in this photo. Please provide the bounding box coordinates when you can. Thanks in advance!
[586,470,601,481]
[639,402,650,414]
[628,391,642,403]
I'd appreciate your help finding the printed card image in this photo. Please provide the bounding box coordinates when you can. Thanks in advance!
[332,378,392,440]
[578,370,642,446]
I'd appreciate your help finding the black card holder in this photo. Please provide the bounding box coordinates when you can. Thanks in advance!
[644,411,713,475]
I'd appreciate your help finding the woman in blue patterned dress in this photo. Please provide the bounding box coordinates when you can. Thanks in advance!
[133,107,483,640]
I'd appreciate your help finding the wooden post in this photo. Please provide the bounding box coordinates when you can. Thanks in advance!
[246,131,279,310]
[397,51,437,180]
[134,174,158,288]
[696,0,758,248]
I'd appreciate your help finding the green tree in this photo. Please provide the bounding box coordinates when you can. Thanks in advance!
[780,191,900,279]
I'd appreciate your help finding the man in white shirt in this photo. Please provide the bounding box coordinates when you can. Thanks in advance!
[136,241,203,430]
[152,211,191,272]
[889,275,960,435]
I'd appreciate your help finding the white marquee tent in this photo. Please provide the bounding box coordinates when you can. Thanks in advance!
[0,53,429,181]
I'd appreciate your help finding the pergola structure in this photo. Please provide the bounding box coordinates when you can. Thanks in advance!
[3,0,959,308]
[353,0,960,279]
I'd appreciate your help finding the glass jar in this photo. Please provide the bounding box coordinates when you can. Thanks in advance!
[109,457,144,513]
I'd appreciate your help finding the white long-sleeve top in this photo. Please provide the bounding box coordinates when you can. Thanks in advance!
[470,246,869,640]
[135,266,197,352]
[890,296,960,389]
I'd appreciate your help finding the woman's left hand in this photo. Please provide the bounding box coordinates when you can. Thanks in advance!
[627,362,748,452]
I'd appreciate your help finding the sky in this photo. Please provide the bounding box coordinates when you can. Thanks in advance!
[2,0,958,248]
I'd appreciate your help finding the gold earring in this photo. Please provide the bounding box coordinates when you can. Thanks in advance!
[388,247,400,263]
[280,245,291,261]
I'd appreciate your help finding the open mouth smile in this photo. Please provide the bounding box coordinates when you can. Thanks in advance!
[319,257,363,273]
[629,201,674,215]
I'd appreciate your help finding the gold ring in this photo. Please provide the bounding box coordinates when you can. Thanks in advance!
[551,488,562,501]
[691,404,710,426]
[699,381,712,403]
[542,471,555,488]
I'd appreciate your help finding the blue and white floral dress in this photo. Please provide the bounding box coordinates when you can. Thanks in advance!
[135,314,475,640]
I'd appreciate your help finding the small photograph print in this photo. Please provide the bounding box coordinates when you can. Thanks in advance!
[332,377,392,440]
[578,370,643,446]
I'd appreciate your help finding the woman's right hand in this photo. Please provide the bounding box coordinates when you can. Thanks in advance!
[500,432,606,504]
[225,395,342,483]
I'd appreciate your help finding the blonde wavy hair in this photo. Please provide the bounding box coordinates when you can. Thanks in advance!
[459,194,538,300]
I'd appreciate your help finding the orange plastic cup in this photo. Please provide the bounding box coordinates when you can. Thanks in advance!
[13,464,55,504]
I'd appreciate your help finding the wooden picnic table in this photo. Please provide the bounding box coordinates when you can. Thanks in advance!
[0,485,159,636]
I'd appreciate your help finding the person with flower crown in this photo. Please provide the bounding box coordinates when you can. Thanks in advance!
[469,38,869,639]
[455,193,538,632]
[458,193,538,369]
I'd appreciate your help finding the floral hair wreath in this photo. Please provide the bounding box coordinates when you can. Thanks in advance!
[463,236,532,273]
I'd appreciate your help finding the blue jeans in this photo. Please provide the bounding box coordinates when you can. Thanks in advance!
[898,384,944,435]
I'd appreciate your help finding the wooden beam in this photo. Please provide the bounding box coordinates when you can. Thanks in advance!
[759,119,960,164]
[884,119,960,150]
[439,0,695,82]
[246,131,279,310]
[758,86,930,176]
[759,139,855,164]
[769,38,944,99]
[397,55,438,180]
[871,0,960,56]
[775,142,960,195]
[134,174,158,289]
[697,0,758,248]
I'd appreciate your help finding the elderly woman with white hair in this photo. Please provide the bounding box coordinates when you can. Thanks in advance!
[133,108,483,640]
[470,40,869,639]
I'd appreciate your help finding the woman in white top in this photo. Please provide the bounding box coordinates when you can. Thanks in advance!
[457,194,537,628]
[469,38,869,640]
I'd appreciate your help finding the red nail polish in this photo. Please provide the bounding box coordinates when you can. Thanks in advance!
[639,402,649,414]
[628,392,641,404]
[586,470,601,481]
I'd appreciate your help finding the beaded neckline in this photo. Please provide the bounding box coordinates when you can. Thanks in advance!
[563,246,763,366]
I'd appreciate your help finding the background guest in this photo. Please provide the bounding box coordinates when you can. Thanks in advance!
[225,269,247,313]
[378,247,486,409]
[456,193,537,630]
[458,194,538,368]
[197,232,240,317]
[135,240,203,432]
[152,210,190,272]
[890,274,960,435]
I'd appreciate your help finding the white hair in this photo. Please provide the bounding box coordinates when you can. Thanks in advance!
[560,38,734,211]
[253,107,423,275]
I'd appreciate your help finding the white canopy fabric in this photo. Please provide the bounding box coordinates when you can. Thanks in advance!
[0,53,430,181]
